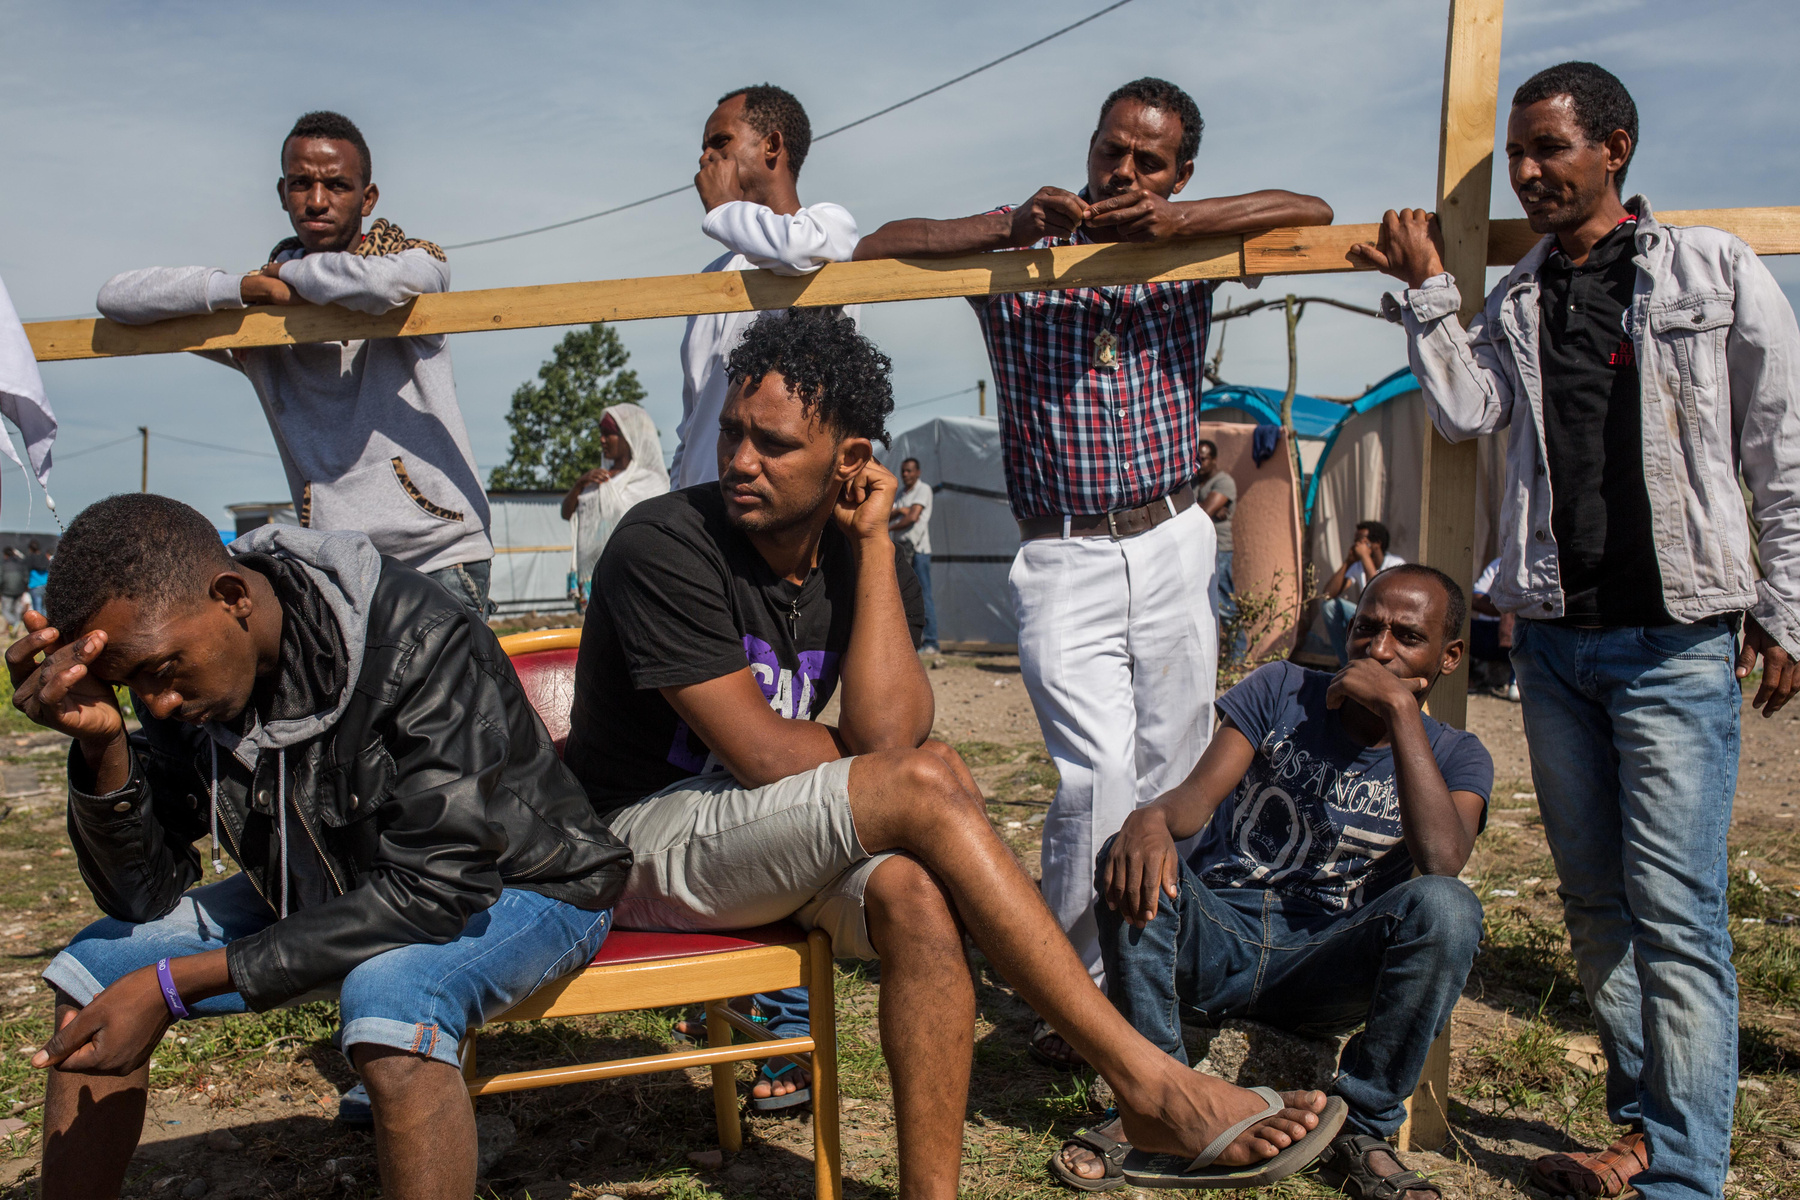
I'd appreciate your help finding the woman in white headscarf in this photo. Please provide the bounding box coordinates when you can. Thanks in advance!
[564,404,668,604]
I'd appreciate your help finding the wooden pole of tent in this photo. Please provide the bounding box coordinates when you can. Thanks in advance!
[1399,0,1506,1156]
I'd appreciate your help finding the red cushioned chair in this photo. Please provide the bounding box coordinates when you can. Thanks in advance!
[458,629,842,1199]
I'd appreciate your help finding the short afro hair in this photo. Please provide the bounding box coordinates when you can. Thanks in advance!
[1366,563,1468,642]
[719,85,812,179]
[1512,62,1638,185]
[46,494,231,637]
[726,308,893,446]
[1356,520,1392,551]
[284,110,372,184]
[1099,77,1203,167]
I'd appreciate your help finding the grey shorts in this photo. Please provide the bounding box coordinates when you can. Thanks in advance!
[606,758,891,960]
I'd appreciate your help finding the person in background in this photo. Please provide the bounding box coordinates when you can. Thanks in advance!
[564,405,669,608]
[1196,439,1241,662]
[24,539,50,617]
[889,456,939,655]
[1321,521,1405,666]
[668,84,859,491]
[854,78,1333,1065]
[1470,556,1518,701]
[95,110,495,618]
[1056,566,1488,1198]
[0,549,29,636]
[1353,60,1800,1200]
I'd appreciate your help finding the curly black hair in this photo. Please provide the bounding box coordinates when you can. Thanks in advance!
[719,84,812,179]
[285,110,372,184]
[46,494,231,637]
[1099,77,1203,167]
[726,308,893,445]
[1513,62,1638,185]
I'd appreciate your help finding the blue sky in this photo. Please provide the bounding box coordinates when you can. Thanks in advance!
[2,0,1795,531]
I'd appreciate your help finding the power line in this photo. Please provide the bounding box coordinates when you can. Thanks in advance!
[152,431,280,460]
[54,433,138,461]
[444,0,1139,251]
[893,384,979,414]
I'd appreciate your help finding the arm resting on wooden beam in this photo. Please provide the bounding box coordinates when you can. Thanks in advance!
[25,208,1800,363]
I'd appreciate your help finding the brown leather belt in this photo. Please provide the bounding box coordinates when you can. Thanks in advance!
[1018,482,1197,541]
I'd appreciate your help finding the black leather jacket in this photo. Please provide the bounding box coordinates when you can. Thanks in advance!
[64,560,631,1010]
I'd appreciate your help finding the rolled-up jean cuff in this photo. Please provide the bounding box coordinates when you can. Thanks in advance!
[40,954,106,1007]
[339,1016,466,1069]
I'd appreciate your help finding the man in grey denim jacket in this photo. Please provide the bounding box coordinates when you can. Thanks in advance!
[1353,62,1797,1200]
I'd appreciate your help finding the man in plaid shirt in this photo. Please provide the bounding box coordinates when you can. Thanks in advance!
[857,77,1331,1067]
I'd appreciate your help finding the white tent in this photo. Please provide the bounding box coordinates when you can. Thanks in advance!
[487,491,577,615]
[882,416,1018,647]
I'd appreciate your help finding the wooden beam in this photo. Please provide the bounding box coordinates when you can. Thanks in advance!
[1402,0,1505,1157]
[25,207,1800,362]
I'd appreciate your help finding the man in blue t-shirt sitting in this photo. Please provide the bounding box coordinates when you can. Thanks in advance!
[1053,564,1490,1199]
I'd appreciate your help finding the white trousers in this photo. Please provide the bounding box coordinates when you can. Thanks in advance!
[1010,502,1218,983]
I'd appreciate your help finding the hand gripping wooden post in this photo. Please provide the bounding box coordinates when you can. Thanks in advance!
[1399,0,1506,1156]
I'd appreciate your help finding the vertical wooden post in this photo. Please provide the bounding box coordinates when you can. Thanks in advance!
[138,426,149,493]
[808,931,843,1200]
[977,379,987,417]
[707,999,743,1154]
[1401,0,1505,1155]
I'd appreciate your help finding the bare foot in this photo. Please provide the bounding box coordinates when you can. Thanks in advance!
[750,1056,810,1101]
[1117,1062,1327,1168]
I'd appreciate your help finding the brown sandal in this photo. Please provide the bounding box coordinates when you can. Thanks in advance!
[1530,1130,1649,1197]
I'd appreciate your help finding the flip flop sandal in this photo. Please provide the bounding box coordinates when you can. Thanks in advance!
[1047,1113,1129,1192]
[335,1081,373,1129]
[1318,1133,1441,1199]
[748,1058,812,1112]
[672,1004,769,1046]
[1029,1017,1089,1072]
[1120,1087,1348,1190]
[1530,1131,1648,1198]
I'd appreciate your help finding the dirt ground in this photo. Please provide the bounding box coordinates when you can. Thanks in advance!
[0,654,1794,1199]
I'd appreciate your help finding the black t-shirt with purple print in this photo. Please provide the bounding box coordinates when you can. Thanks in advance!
[563,484,925,817]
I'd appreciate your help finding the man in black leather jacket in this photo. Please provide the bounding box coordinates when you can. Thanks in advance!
[8,493,630,1200]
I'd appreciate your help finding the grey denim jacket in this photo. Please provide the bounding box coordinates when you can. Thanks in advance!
[1383,196,1800,656]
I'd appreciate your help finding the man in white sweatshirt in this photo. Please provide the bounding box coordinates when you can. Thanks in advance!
[96,111,495,616]
[668,85,860,489]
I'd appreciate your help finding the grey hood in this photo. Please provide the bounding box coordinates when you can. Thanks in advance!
[207,525,383,769]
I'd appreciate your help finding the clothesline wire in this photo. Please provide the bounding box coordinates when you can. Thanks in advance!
[442,0,1139,250]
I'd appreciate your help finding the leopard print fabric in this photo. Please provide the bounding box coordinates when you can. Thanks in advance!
[266,218,446,266]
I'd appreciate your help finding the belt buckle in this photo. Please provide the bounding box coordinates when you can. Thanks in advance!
[1106,509,1122,540]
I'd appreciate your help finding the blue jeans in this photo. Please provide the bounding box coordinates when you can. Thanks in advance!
[1323,595,1356,665]
[1096,845,1482,1138]
[1509,619,1739,1200]
[914,551,939,648]
[1213,550,1246,663]
[428,559,493,618]
[44,874,612,1067]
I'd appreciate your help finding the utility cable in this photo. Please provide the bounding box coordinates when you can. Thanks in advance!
[892,384,979,414]
[444,0,1139,250]
[152,431,280,459]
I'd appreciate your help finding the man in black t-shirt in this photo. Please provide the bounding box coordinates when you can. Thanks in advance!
[563,310,1340,1196]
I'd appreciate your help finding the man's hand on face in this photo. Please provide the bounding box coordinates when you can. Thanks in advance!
[1009,187,1090,247]
[1083,188,1185,241]
[1101,807,1181,929]
[1348,209,1447,290]
[240,264,301,307]
[834,459,900,546]
[33,965,172,1076]
[695,151,745,213]
[1739,617,1800,717]
[6,611,124,751]
[1326,657,1428,725]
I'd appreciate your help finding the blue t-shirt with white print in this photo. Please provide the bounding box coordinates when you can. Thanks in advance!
[1193,661,1493,914]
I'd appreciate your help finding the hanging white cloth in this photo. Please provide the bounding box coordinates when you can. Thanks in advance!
[571,404,668,590]
[0,275,57,515]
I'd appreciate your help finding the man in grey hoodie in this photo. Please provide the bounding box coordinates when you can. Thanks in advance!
[9,493,629,1200]
[96,110,496,615]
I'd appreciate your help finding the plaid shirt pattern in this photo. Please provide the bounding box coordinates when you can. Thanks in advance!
[970,209,1215,520]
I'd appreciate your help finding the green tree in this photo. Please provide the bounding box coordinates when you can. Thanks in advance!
[488,323,646,491]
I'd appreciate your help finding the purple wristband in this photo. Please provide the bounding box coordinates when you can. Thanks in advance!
[155,958,189,1020]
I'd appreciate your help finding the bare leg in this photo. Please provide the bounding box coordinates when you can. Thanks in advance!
[848,743,1325,1166]
[41,1000,146,1200]
[355,1045,478,1199]
[864,853,975,1200]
